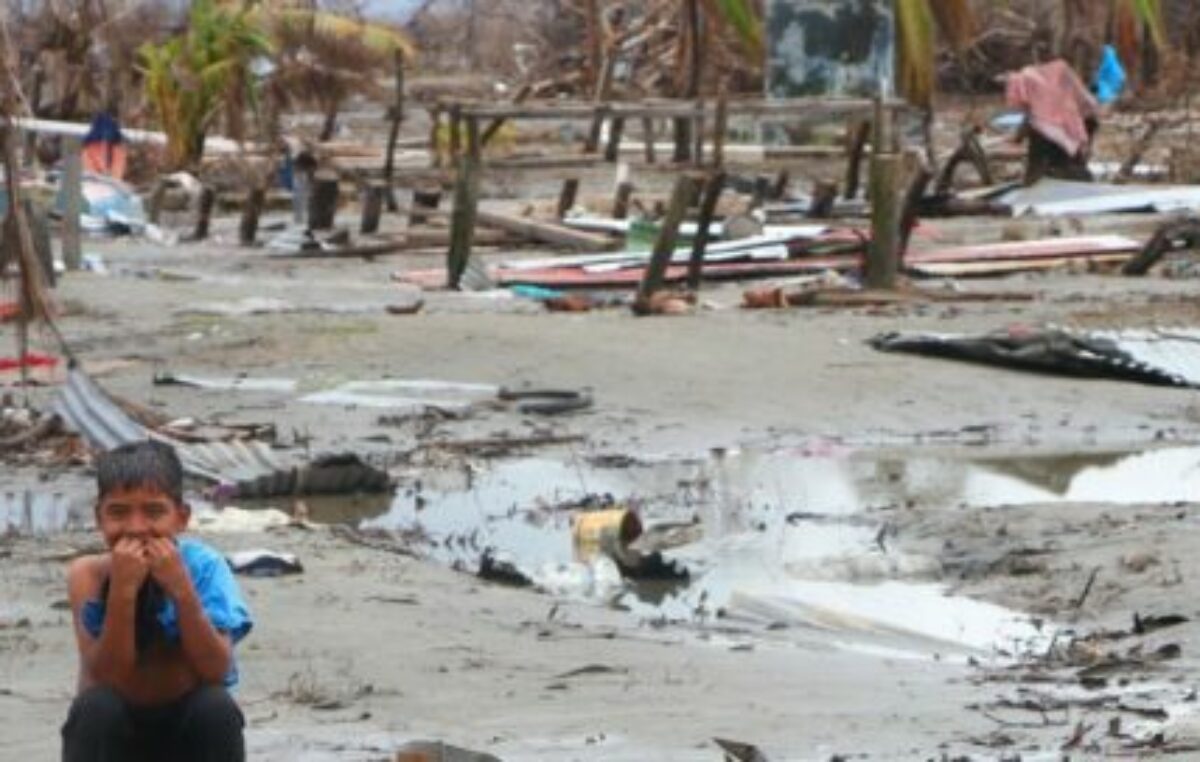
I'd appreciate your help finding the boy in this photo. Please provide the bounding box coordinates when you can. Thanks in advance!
[62,441,253,762]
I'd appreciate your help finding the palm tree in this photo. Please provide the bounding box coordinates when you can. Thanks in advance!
[139,0,272,169]
[896,0,1167,110]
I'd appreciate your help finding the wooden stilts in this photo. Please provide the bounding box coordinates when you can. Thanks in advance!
[446,117,481,289]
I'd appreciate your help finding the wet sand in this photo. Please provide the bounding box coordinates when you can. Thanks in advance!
[5,217,1200,759]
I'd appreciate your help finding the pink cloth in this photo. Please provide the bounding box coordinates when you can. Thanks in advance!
[1005,60,1098,157]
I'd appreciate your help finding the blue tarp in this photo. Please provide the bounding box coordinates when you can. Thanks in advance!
[1093,45,1127,105]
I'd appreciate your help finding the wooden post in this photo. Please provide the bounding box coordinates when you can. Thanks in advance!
[557,180,579,218]
[712,89,728,169]
[636,174,698,305]
[361,183,385,235]
[770,170,790,200]
[239,187,265,246]
[448,105,462,163]
[446,117,481,289]
[844,119,871,200]
[686,171,725,290]
[866,101,900,290]
[383,52,406,212]
[899,166,933,255]
[604,117,626,162]
[147,177,168,224]
[642,117,656,164]
[307,172,340,230]
[807,180,837,218]
[410,186,441,226]
[192,185,215,241]
[429,106,443,168]
[612,181,634,219]
[62,137,82,270]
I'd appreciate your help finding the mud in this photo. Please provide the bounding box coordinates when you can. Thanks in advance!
[7,174,1200,759]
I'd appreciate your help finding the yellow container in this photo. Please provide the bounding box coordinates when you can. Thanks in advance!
[572,509,643,561]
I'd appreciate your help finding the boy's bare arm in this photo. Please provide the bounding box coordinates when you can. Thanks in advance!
[67,546,142,689]
[145,538,232,685]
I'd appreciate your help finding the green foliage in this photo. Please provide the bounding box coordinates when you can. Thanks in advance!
[138,0,272,169]
[895,0,974,109]
[703,0,764,61]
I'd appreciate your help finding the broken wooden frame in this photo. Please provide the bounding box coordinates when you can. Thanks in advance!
[436,96,910,292]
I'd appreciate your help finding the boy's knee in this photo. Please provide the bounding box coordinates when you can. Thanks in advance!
[181,686,243,735]
[62,686,129,739]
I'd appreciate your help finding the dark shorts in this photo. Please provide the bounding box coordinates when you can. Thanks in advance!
[62,684,245,762]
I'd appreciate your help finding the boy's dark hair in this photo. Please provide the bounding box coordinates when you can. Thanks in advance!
[96,440,184,504]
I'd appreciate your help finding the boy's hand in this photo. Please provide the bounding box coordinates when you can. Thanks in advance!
[110,537,150,594]
[145,537,191,599]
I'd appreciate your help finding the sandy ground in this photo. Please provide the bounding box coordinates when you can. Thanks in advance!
[6,200,1200,759]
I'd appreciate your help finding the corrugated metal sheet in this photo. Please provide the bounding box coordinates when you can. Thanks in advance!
[54,369,392,498]
[872,327,1200,388]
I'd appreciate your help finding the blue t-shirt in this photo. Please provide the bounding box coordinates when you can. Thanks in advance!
[81,537,253,688]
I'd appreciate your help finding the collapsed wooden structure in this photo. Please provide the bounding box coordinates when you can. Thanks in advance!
[430,95,911,301]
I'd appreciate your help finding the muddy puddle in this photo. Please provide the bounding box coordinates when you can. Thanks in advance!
[12,445,1200,658]
[338,444,1200,658]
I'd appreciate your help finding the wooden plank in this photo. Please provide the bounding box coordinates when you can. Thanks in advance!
[455,98,909,122]
[476,209,615,251]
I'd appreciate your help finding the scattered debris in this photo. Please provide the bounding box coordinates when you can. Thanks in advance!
[393,740,503,762]
[713,737,771,762]
[872,326,1200,389]
[227,549,304,577]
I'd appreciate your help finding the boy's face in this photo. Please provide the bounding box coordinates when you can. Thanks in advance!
[95,485,190,548]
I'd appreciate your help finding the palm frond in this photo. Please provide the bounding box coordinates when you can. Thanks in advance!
[699,0,764,61]
[261,9,416,61]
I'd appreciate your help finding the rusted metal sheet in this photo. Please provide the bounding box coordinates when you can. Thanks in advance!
[767,0,895,99]
[54,369,392,498]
